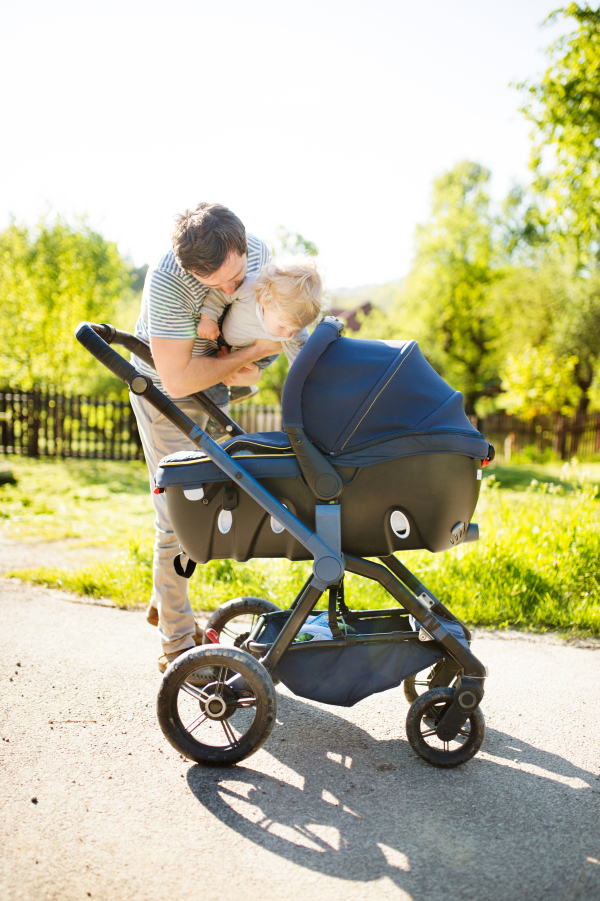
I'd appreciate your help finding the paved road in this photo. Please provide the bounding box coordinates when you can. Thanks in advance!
[1,577,599,901]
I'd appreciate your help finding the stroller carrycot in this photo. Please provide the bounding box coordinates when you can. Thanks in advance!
[156,322,491,561]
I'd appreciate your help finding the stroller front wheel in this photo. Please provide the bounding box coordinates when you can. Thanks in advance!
[406,687,485,768]
[157,646,277,766]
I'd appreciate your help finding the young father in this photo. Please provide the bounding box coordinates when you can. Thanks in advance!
[130,202,280,672]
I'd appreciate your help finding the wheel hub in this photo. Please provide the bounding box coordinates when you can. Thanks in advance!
[203,693,228,719]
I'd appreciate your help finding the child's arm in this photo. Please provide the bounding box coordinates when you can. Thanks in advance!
[197,289,230,340]
[197,313,221,340]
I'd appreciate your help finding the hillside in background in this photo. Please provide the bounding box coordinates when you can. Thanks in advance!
[328,281,401,312]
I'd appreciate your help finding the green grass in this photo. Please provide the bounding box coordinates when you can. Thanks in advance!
[2,457,600,635]
[0,457,152,543]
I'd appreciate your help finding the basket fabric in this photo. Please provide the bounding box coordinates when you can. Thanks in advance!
[259,612,462,707]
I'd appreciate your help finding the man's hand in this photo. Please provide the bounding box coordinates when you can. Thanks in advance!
[197,315,220,341]
[251,338,282,358]
[222,364,262,387]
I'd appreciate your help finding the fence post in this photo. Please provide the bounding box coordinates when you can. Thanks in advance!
[27,389,40,457]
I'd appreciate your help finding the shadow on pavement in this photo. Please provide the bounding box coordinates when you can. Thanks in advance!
[186,693,600,899]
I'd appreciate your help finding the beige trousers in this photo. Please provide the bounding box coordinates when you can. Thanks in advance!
[130,393,213,654]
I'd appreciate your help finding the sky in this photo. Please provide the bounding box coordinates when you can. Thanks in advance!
[0,0,570,289]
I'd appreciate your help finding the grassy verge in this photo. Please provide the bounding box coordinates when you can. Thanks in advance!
[2,457,600,635]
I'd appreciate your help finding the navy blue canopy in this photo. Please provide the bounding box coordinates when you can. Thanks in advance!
[282,320,490,467]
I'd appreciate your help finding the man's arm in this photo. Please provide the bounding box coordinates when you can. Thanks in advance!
[150,336,281,398]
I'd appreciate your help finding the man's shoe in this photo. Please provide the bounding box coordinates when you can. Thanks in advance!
[156,623,204,673]
[157,646,214,686]
[229,385,259,404]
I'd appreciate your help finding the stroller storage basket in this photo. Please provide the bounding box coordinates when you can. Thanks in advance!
[251,610,467,707]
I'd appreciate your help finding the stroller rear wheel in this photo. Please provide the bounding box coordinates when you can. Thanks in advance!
[157,646,277,765]
[406,687,485,768]
[203,597,282,649]
[403,659,459,703]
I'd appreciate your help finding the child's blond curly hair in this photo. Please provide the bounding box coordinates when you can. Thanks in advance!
[254,254,323,330]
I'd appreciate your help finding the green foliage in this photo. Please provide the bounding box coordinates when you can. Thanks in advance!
[519,4,600,264]
[0,457,151,542]
[499,346,581,418]
[380,161,503,413]
[272,227,318,257]
[0,217,131,392]
[491,258,600,411]
[254,353,289,405]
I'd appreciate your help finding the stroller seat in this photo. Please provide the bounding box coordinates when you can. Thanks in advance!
[158,431,300,487]
[156,321,493,564]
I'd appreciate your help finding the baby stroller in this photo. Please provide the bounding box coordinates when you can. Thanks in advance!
[76,318,494,769]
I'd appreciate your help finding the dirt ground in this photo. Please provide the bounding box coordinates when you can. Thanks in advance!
[1,570,599,901]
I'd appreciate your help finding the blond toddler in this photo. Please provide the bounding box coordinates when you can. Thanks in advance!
[197,255,323,408]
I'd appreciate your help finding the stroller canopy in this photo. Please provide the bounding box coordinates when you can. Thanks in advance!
[281,320,490,467]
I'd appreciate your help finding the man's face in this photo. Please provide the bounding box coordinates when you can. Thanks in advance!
[191,253,248,295]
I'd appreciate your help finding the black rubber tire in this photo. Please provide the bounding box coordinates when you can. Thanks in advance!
[406,687,486,768]
[203,597,282,646]
[157,646,277,766]
[403,660,452,704]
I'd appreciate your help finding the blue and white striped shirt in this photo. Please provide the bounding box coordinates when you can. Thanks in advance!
[132,234,270,396]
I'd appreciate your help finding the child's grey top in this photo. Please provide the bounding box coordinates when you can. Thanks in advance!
[202,274,309,366]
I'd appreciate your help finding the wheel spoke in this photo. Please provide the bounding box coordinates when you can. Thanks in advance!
[181,682,209,701]
[185,712,208,734]
[215,666,226,693]
[230,697,257,708]
[421,728,437,737]
[222,718,237,746]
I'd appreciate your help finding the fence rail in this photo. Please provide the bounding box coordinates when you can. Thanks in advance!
[0,390,282,460]
[1,389,598,463]
[478,411,600,462]
[0,389,144,460]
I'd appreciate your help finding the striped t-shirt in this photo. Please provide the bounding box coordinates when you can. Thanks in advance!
[132,234,270,396]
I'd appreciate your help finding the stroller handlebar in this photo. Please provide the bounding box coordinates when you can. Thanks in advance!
[74,322,245,438]
[75,321,139,385]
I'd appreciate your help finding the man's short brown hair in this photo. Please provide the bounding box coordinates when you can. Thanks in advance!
[171,202,247,276]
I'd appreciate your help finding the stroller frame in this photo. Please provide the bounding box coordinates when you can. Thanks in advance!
[76,320,488,768]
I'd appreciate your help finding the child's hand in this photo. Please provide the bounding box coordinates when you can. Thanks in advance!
[197,315,220,340]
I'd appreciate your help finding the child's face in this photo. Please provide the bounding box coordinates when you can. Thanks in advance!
[261,304,301,339]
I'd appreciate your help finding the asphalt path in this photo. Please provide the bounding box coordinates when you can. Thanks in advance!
[1,577,599,901]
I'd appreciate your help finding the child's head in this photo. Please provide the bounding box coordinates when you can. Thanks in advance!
[255,255,323,339]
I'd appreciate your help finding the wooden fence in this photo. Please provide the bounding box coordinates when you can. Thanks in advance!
[477,411,600,462]
[0,389,282,460]
[1,389,598,463]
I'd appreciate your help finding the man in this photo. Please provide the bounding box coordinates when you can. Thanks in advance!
[130,202,280,672]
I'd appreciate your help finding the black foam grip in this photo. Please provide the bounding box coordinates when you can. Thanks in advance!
[75,322,138,385]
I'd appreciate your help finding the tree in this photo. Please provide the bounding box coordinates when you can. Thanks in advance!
[520,4,600,265]
[0,217,130,392]
[499,346,581,418]
[387,161,503,415]
[491,257,600,412]
[272,227,318,257]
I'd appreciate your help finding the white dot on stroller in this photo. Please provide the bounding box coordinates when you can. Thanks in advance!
[390,510,410,538]
[270,504,288,534]
[218,509,233,534]
[183,486,204,501]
